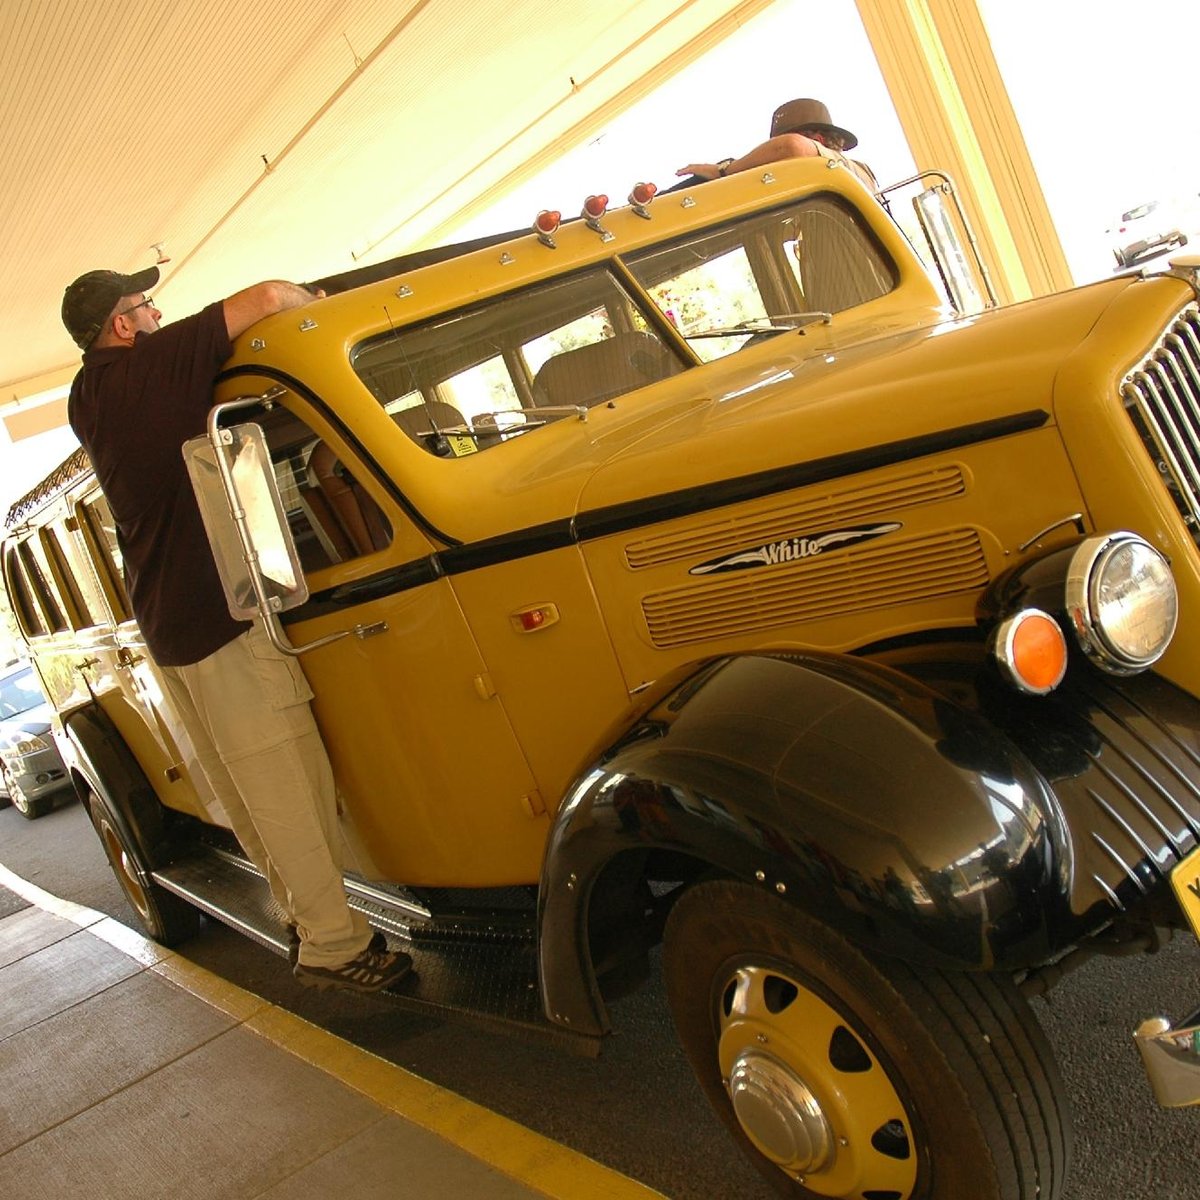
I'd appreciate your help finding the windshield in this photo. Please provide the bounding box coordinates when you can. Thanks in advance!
[0,669,43,719]
[624,194,896,361]
[350,194,896,457]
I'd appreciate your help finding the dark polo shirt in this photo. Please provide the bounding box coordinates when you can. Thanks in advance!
[67,302,250,666]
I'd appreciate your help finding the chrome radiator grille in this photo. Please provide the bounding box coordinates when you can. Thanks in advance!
[1121,303,1200,539]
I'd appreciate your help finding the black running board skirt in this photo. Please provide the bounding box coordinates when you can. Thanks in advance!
[152,847,600,1057]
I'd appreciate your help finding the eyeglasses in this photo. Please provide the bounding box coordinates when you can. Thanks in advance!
[119,296,155,316]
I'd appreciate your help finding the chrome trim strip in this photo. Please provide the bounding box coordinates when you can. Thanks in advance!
[1086,786,1167,875]
[345,877,432,921]
[1091,831,1149,893]
[1093,873,1125,910]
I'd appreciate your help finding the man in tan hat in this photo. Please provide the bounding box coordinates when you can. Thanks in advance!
[674,97,878,192]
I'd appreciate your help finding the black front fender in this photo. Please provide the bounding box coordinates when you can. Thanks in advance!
[539,650,1068,1036]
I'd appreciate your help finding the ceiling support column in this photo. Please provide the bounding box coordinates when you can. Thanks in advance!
[855,0,1072,303]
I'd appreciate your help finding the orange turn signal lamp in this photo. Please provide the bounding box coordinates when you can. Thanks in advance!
[991,608,1068,695]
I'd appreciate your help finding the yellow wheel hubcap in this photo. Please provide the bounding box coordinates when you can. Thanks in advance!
[716,964,917,1198]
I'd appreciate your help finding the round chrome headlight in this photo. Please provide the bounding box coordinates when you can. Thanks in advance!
[1066,533,1178,674]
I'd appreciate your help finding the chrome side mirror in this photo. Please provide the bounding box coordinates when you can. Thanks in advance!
[878,170,998,315]
[184,420,307,620]
[183,396,361,657]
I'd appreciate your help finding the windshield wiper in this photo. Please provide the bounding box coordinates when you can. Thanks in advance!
[683,311,832,339]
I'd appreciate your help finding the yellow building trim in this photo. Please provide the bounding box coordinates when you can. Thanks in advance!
[856,0,1072,302]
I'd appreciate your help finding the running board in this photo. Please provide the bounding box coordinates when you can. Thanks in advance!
[1134,1008,1200,1107]
[152,846,599,1057]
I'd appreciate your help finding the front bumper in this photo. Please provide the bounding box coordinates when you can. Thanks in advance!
[1123,231,1184,261]
[2,748,71,801]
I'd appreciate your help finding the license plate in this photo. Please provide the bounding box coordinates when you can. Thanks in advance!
[1171,844,1200,939]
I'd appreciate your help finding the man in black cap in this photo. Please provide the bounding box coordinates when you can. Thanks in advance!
[673,97,878,192]
[62,268,412,994]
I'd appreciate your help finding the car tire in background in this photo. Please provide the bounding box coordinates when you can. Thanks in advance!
[1,760,52,819]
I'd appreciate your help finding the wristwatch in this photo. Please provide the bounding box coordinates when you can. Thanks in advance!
[717,158,735,176]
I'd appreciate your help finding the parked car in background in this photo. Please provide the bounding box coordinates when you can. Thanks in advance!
[0,662,74,818]
[1109,199,1188,268]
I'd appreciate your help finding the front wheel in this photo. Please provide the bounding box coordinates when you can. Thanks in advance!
[662,881,1071,1200]
[86,788,201,946]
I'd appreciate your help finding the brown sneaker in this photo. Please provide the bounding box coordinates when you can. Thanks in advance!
[294,944,413,993]
[287,925,385,967]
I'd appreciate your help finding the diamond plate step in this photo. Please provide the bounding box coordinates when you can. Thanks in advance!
[152,846,600,1056]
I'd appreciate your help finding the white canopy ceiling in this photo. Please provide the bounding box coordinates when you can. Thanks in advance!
[1,0,768,402]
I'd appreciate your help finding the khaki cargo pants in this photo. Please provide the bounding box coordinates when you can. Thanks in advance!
[160,622,370,967]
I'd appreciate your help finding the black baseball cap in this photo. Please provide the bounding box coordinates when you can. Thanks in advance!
[61,266,160,349]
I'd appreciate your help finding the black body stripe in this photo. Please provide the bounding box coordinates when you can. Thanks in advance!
[282,408,1049,623]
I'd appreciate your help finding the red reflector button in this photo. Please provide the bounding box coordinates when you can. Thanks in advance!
[511,603,560,633]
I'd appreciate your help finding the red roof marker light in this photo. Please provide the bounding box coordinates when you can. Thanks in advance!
[629,181,657,219]
[533,209,561,248]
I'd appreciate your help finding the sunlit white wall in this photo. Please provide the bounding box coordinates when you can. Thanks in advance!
[980,0,1200,282]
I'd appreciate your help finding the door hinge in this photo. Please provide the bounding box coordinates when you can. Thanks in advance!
[521,791,546,818]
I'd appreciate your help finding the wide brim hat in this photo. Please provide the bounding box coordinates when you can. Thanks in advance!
[770,98,858,151]
[62,265,160,349]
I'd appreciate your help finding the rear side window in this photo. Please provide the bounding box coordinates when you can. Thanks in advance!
[47,518,111,630]
[80,493,132,621]
[3,541,48,638]
[18,538,67,633]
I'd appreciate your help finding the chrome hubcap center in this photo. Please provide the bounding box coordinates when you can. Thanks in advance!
[727,1049,833,1174]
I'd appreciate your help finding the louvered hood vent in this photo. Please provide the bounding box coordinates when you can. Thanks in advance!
[643,526,987,648]
[625,465,966,570]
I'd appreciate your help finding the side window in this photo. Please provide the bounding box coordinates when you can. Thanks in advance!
[80,493,132,620]
[625,195,898,362]
[351,268,688,456]
[253,404,393,575]
[2,541,49,638]
[47,519,110,630]
[19,537,67,634]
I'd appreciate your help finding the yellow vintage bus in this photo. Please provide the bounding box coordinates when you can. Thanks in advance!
[6,157,1200,1200]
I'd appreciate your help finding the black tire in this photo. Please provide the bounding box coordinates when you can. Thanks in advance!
[662,881,1071,1200]
[4,762,52,819]
[86,788,201,946]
